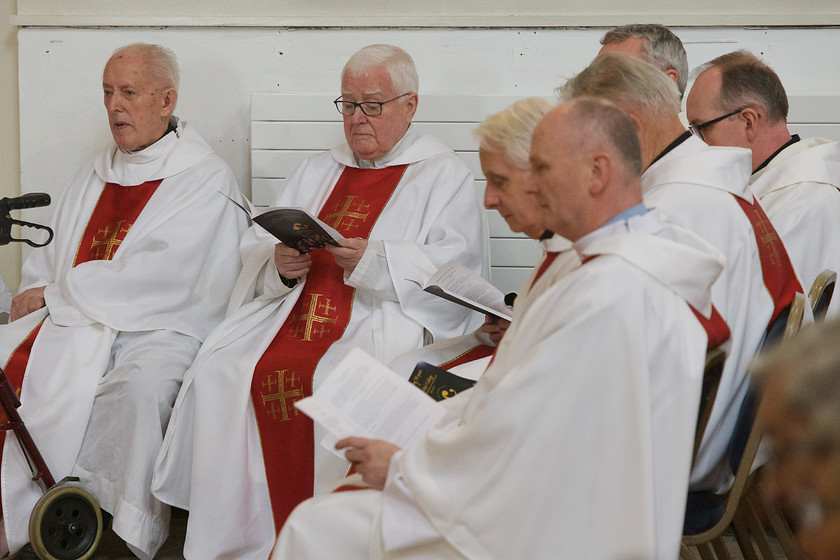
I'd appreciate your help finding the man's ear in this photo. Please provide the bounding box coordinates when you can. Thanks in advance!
[588,153,611,197]
[161,88,178,117]
[741,106,761,142]
[404,92,419,122]
[664,68,680,87]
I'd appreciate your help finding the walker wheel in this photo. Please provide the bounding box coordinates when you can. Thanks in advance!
[28,485,102,560]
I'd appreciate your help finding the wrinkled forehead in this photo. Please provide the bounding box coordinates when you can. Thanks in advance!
[341,66,394,96]
[103,53,153,86]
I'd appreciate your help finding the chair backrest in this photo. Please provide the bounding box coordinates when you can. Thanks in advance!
[729,292,805,476]
[692,347,726,468]
[808,268,837,322]
[250,93,546,294]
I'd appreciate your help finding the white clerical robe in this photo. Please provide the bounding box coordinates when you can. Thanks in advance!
[642,135,781,492]
[152,132,489,560]
[750,137,840,318]
[272,210,724,560]
[0,120,248,559]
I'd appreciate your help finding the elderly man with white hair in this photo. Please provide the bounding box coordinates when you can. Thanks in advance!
[152,44,488,560]
[0,43,248,559]
[559,53,803,502]
[387,97,572,381]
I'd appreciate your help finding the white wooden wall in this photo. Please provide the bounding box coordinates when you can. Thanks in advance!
[15,27,840,270]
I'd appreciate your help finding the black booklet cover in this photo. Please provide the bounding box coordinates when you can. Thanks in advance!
[223,193,344,253]
[408,361,477,401]
[252,208,342,253]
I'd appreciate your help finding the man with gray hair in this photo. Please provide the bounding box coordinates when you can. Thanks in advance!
[270,96,725,560]
[599,23,689,99]
[560,53,803,506]
[152,44,488,560]
[687,50,840,318]
[0,43,248,558]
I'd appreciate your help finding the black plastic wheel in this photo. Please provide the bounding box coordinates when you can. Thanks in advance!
[28,485,102,560]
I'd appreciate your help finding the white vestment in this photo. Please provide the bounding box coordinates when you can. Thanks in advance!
[152,133,489,560]
[0,121,248,558]
[750,137,840,317]
[273,210,724,560]
[642,135,783,492]
[387,235,576,383]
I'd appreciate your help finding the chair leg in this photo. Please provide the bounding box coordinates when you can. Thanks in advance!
[680,543,699,560]
[710,537,732,560]
[755,484,799,559]
[742,489,777,560]
[732,507,761,560]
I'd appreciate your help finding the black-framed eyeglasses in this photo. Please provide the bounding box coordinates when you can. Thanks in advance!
[688,107,747,139]
[333,93,411,117]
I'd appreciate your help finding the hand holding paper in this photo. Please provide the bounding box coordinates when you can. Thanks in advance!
[293,348,445,460]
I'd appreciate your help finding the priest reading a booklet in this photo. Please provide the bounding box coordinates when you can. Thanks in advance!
[271,98,727,560]
[0,43,248,559]
[152,44,489,560]
[388,97,576,381]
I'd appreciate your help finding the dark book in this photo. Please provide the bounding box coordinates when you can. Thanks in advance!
[252,208,342,253]
[408,361,477,401]
[223,193,344,253]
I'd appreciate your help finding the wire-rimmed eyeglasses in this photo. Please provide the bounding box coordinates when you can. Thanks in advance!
[688,107,747,139]
[333,93,411,117]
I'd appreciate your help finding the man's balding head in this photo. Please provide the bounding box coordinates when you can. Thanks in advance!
[528,97,643,241]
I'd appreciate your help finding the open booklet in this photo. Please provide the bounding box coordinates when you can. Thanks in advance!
[223,193,344,253]
[294,347,446,459]
[409,260,513,321]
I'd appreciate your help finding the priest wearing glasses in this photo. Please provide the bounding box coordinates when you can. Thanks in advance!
[152,43,488,560]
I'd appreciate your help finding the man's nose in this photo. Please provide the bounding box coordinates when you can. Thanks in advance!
[351,106,369,124]
[483,187,499,209]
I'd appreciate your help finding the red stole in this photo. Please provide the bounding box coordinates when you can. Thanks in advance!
[0,179,161,507]
[251,165,406,530]
[733,194,802,325]
[74,180,162,264]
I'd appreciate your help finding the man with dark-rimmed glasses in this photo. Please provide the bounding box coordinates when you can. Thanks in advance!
[152,43,488,560]
[688,50,840,319]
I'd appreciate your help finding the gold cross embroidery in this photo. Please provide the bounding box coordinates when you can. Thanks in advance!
[261,369,305,422]
[324,195,370,231]
[291,294,338,341]
[90,220,132,260]
[750,207,782,266]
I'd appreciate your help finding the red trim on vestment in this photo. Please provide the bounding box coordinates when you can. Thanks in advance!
[439,344,496,370]
[689,305,731,350]
[733,195,802,326]
[74,180,162,265]
[251,165,407,531]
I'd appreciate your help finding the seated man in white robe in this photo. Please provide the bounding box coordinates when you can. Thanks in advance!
[388,97,573,383]
[687,50,840,318]
[272,97,726,560]
[559,53,804,497]
[0,43,248,559]
[152,44,488,560]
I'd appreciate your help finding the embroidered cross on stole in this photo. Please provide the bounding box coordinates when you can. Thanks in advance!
[733,195,802,325]
[251,164,407,530]
[0,179,161,514]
